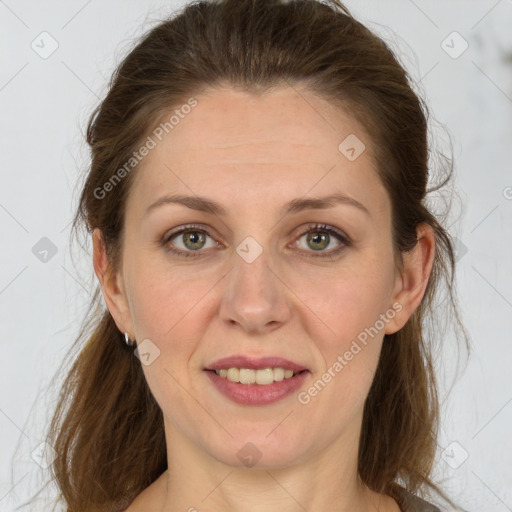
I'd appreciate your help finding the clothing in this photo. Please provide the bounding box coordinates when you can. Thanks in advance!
[389,484,442,512]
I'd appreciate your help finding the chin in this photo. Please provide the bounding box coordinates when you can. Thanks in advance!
[206,433,307,470]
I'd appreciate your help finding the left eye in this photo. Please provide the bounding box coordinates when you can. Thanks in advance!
[295,227,344,253]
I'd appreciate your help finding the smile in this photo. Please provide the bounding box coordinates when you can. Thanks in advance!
[204,369,309,405]
[213,367,299,385]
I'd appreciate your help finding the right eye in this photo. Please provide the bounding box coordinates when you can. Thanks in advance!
[163,224,219,258]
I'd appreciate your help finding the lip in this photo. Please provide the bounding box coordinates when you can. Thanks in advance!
[204,355,309,373]
[204,369,310,405]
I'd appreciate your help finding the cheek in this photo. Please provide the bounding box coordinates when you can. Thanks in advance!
[301,259,393,399]
[126,254,211,340]
[307,260,394,343]
[125,264,214,422]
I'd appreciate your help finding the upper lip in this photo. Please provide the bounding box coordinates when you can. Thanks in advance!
[205,355,309,373]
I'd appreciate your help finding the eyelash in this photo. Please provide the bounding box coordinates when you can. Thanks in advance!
[162,223,351,259]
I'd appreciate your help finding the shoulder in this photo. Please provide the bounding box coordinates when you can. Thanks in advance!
[388,484,442,512]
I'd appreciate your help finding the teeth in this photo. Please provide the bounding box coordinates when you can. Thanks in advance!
[214,367,298,385]
[239,368,256,384]
[226,368,239,382]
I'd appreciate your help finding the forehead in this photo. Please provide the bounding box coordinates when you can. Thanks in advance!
[128,85,389,220]
[152,85,369,161]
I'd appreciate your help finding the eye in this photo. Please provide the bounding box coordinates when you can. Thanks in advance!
[163,224,218,258]
[293,223,350,259]
[162,223,350,259]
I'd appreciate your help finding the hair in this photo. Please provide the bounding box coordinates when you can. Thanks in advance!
[21,0,471,510]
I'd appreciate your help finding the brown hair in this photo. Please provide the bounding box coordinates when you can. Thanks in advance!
[23,0,470,510]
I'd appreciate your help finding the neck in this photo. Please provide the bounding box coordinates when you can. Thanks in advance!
[157,419,389,512]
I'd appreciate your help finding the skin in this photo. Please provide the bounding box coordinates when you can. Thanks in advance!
[93,84,435,512]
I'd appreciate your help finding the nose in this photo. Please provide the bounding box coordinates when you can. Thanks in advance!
[218,242,292,335]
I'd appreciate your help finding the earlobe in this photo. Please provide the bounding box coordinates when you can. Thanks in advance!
[385,223,436,335]
[92,228,133,336]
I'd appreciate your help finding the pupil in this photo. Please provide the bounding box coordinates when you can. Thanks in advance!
[308,232,328,251]
[185,231,204,249]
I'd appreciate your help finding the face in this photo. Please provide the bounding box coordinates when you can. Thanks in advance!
[96,84,419,470]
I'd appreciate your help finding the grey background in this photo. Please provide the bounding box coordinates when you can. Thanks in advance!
[1,1,511,510]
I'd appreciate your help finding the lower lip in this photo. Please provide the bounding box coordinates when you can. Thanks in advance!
[204,370,309,405]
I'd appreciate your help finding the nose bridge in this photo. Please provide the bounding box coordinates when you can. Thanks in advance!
[235,236,273,296]
[219,233,291,332]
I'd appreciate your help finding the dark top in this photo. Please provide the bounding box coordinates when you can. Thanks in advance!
[389,485,442,512]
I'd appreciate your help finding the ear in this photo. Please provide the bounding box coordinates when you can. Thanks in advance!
[92,228,134,338]
[385,222,436,335]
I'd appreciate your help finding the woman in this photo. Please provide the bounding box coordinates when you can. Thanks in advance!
[38,0,470,510]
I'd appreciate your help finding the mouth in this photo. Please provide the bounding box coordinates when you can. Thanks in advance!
[203,355,310,405]
[203,367,310,406]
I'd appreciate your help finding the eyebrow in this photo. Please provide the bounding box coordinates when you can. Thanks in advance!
[144,193,371,218]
